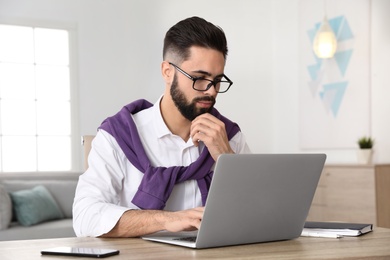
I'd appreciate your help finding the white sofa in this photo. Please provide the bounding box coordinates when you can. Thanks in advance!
[0,172,80,241]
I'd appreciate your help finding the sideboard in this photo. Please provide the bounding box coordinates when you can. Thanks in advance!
[307,164,390,228]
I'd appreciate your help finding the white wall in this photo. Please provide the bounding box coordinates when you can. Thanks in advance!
[271,0,300,153]
[1,0,389,170]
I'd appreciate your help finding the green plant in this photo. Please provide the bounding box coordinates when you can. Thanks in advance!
[357,136,374,149]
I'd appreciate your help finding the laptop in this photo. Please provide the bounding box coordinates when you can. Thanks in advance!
[142,153,326,249]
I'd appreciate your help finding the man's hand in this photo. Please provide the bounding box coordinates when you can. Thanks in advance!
[190,113,234,161]
[163,207,204,232]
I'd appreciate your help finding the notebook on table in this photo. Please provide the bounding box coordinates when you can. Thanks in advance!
[142,153,327,249]
[303,221,373,237]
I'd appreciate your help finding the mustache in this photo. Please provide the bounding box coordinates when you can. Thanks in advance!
[193,96,216,103]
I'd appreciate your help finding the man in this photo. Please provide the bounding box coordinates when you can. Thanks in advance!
[73,16,250,238]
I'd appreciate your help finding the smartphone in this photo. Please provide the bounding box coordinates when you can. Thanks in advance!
[41,247,119,258]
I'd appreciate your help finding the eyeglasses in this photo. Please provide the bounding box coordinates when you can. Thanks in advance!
[169,62,233,93]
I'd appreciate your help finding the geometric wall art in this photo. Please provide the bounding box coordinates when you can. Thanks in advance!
[299,0,371,149]
[307,15,353,117]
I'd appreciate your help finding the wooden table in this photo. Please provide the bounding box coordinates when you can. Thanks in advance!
[1,228,390,259]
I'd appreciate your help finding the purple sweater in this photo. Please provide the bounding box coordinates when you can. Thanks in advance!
[99,99,240,210]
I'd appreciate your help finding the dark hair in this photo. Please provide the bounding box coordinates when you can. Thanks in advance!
[163,17,228,63]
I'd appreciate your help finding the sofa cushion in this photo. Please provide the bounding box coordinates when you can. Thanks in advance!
[10,185,64,226]
[1,180,77,218]
[0,219,75,241]
[0,184,12,230]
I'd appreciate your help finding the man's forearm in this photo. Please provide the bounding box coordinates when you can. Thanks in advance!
[99,207,204,238]
[99,209,166,238]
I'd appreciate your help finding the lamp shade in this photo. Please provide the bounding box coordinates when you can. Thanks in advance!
[313,16,337,58]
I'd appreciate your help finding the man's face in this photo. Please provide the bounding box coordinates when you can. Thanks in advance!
[170,73,216,121]
[169,46,225,121]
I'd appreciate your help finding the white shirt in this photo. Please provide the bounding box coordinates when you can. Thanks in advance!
[73,97,251,237]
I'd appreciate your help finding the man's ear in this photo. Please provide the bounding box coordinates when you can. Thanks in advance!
[161,61,173,83]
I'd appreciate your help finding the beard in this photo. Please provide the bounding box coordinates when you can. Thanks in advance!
[170,75,216,121]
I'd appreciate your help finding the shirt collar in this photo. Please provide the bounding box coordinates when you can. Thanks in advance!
[153,96,201,149]
[153,95,172,138]
[152,96,207,150]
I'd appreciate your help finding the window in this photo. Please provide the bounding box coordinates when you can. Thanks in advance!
[0,24,75,172]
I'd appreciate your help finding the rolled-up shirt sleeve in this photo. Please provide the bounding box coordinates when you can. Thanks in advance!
[230,131,251,154]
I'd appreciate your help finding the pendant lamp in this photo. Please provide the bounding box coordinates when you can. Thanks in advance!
[313,16,337,58]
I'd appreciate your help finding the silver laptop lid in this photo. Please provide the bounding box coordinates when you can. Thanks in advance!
[195,153,326,248]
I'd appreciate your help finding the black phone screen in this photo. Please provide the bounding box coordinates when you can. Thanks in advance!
[41,247,119,258]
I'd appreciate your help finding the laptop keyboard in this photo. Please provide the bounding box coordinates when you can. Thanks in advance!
[173,236,197,242]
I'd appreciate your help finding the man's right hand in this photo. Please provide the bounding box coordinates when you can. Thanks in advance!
[163,207,205,232]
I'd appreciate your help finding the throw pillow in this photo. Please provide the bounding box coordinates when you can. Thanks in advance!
[0,184,12,230]
[10,185,64,226]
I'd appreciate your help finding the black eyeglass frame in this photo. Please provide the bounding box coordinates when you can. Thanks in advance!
[169,62,233,93]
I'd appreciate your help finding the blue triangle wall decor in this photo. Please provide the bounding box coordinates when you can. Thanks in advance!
[334,50,353,76]
[338,18,354,41]
[322,81,348,117]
